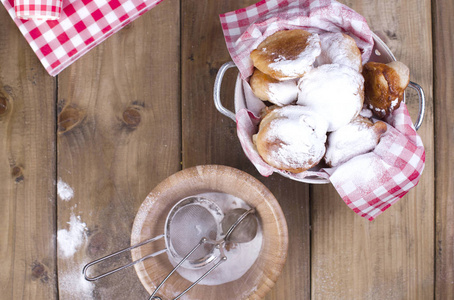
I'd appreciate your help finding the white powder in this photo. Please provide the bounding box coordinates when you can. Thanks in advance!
[266,79,298,106]
[325,117,386,167]
[368,103,386,116]
[331,153,390,193]
[57,178,74,201]
[316,32,362,71]
[57,213,87,258]
[264,106,328,171]
[169,192,263,286]
[297,63,364,131]
[359,107,373,118]
[389,97,401,113]
[59,259,94,299]
[268,34,321,79]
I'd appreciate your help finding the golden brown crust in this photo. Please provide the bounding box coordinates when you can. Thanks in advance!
[362,61,410,118]
[250,29,319,80]
[249,68,280,101]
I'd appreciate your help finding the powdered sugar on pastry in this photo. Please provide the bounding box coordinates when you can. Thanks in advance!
[324,116,387,167]
[266,80,298,105]
[297,63,364,131]
[255,106,328,173]
[249,68,297,106]
[250,30,321,80]
[316,32,362,72]
[268,34,321,79]
[359,107,373,118]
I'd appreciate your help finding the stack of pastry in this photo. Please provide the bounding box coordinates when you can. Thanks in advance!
[250,29,410,173]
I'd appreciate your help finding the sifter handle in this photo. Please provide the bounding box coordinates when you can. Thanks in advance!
[82,234,166,281]
[149,238,227,300]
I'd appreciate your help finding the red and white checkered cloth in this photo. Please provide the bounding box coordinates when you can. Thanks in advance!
[2,0,165,76]
[222,0,425,220]
[220,0,374,80]
[14,0,63,20]
[329,104,425,220]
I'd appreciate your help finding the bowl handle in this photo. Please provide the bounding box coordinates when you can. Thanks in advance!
[213,61,237,122]
[407,81,425,131]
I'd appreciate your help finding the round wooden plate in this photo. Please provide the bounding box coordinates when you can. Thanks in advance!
[131,165,288,300]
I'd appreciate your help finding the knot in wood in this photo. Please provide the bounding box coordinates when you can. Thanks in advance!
[0,95,8,116]
[31,261,49,282]
[11,166,24,182]
[123,107,141,128]
[58,105,84,133]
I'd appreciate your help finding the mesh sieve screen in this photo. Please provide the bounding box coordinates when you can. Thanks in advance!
[168,204,218,264]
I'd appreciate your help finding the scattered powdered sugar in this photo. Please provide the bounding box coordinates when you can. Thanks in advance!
[57,213,88,258]
[57,213,92,298]
[265,107,328,170]
[269,34,321,79]
[57,178,74,201]
[297,63,364,131]
[266,79,298,106]
[315,32,361,71]
[59,258,94,299]
[325,118,384,167]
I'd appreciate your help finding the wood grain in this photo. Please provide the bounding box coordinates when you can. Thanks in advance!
[1,0,446,299]
[311,1,434,299]
[180,1,310,299]
[433,0,454,298]
[0,11,57,300]
[55,0,180,299]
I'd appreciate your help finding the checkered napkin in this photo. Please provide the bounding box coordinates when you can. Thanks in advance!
[221,0,425,220]
[1,0,165,76]
[220,0,374,80]
[328,104,425,220]
[14,0,62,20]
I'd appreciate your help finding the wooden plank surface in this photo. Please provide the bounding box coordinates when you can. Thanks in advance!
[311,0,434,299]
[180,1,310,299]
[434,0,454,298]
[55,0,180,298]
[0,10,57,300]
[0,0,447,299]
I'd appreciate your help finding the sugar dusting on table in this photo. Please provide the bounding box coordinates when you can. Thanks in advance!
[57,213,93,298]
[59,260,94,299]
[57,178,74,201]
[57,213,87,257]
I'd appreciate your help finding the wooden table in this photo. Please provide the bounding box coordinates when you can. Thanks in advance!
[0,0,452,299]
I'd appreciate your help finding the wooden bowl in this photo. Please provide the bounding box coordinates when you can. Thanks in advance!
[131,165,288,299]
